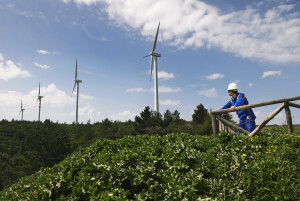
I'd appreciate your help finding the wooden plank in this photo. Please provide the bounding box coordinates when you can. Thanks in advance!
[249,103,285,137]
[216,115,250,135]
[211,96,300,114]
[284,102,293,135]
[289,102,300,109]
[228,126,235,134]
[211,114,218,138]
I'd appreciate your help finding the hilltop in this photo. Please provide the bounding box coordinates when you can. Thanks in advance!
[1,128,299,200]
[0,105,214,190]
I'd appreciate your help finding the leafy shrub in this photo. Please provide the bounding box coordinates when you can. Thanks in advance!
[0,128,299,200]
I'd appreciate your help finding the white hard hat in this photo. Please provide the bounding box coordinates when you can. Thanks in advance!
[228,83,238,91]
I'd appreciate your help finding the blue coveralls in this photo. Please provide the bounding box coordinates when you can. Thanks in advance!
[221,93,256,134]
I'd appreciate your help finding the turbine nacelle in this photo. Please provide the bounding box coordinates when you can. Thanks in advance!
[149,52,161,57]
[74,79,82,83]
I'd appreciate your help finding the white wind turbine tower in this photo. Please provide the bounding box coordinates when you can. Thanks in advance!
[144,22,161,113]
[37,82,44,121]
[19,99,25,121]
[72,59,82,124]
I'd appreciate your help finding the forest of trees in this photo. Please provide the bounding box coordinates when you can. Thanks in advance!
[0,104,233,191]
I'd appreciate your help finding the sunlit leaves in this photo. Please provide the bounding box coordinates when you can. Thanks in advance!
[0,128,299,200]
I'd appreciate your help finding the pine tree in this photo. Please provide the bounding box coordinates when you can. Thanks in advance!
[192,104,209,124]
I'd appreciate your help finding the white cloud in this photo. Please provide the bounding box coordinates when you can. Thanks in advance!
[249,82,253,87]
[39,12,47,20]
[107,110,138,121]
[34,62,50,69]
[63,0,300,63]
[126,88,148,93]
[160,99,180,106]
[80,94,94,100]
[0,83,97,123]
[158,71,174,80]
[0,83,140,123]
[158,86,181,93]
[37,49,57,55]
[0,54,31,81]
[198,88,217,98]
[62,0,71,3]
[262,70,282,79]
[29,83,74,107]
[78,105,95,117]
[126,86,181,93]
[206,73,224,80]
[37,50,50,54]
[62,0,101,6]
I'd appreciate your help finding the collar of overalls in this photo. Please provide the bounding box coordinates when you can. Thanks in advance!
[231,92,240,101]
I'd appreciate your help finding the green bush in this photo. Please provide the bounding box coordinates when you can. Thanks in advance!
[1,128,299,200]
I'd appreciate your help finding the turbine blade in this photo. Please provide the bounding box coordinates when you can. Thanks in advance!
[144,54,151,58]
[72,82,76,95]
[152,21,160,53]
[38,82,40,96]
[150,56,154,82]
[36,98,39,104]
[75,59,78,80]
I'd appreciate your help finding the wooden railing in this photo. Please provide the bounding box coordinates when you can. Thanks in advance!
[210,96,300,137]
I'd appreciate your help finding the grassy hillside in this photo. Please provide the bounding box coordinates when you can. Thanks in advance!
[1,128,299,200]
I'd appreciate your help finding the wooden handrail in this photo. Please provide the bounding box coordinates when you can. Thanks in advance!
[211,96,300,115]
[210,95,300,137]
[289,102,300,109]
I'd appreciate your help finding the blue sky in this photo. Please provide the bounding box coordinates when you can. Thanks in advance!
[0,0,299,124]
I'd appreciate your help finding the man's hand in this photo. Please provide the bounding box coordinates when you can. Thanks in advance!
[230,106,236,111]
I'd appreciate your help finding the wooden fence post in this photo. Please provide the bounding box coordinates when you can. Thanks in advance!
[211,114,218,138]
[284,102,293,135]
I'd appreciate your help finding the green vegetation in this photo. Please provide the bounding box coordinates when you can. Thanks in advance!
[1,104,298,200]
[0,104,213,190]
[1,127,299,200]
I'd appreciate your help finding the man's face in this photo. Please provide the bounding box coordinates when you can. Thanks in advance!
[228,90,234,97]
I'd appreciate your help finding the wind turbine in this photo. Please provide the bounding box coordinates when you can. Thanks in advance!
[72,59,82,124]
[19,99,25,121]
[37,82,43,121]
[144,22,161,113]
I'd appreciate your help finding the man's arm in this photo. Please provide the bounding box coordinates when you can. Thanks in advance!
[234,93,245,107]
[221,100,231,110]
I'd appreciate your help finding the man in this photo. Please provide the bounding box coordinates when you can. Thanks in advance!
[221,83,256,134]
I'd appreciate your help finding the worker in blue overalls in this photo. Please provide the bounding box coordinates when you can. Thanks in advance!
[221,83,256,134]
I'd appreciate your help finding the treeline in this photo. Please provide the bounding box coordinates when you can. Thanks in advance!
[0,104,232,190]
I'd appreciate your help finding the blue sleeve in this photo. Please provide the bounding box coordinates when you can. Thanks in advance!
[234,93,245,107]
[221,100,231,109]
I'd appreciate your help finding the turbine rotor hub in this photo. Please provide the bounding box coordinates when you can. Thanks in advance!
[150,52,161,57]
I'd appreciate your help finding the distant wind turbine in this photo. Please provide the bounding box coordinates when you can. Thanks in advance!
[72,59,82,124]
[144,22,161,113]
[37,82,43,121]
[19,99,25,121]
